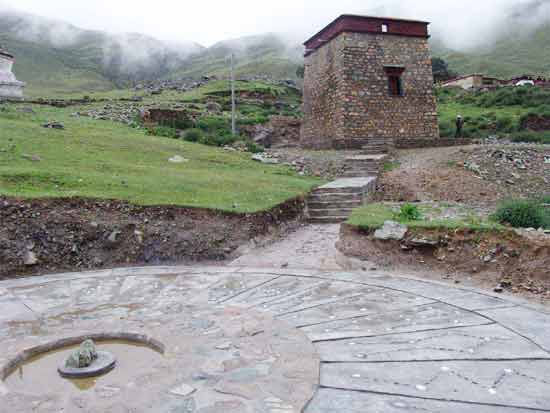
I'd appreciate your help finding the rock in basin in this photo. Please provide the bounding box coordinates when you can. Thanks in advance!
[58,351,116,378]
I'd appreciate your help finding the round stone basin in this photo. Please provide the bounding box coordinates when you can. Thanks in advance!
[4,340,163,395]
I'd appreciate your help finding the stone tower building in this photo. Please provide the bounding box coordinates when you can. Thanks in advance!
[300,15,439,150]
[0,47,25,100]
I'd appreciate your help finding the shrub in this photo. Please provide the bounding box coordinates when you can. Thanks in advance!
[397,203,422,221]
[244,139,264,154]
[196,116,231,134]
[149,126,177,139]
[237,115,269,126]
[183,128,204,143]
[492,199,549,229]
[198,132,237,147]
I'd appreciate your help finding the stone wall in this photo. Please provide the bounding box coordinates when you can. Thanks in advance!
[521,114,550,131]
[301,32,439,149]
[395,138,472,149]
[300,36,346,149]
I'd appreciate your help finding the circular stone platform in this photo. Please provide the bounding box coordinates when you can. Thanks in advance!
[1,266,549,412]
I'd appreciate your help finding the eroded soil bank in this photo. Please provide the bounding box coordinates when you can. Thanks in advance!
[338,224,550,304]
[0,196,305,279]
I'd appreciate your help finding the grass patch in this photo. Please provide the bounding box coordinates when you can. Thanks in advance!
[0,104,322,212]
[492,199,550,229]
[347,203,504,231]
[383,161,400,172]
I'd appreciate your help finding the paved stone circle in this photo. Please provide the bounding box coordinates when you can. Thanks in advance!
[1,265,550,412]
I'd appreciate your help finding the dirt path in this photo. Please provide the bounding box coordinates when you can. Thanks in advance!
[230,224,370,271]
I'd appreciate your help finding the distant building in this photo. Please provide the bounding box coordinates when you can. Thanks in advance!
[440,74,503,90]
[441,73,550,90]
[0,48,25,100]
[506,75,549,88]
[300,15,439,150]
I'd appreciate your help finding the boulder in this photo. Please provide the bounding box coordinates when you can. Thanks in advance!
[406,237,439,248]
[252,154,279,164]
[374,221,408,241]
[65,339,98,368]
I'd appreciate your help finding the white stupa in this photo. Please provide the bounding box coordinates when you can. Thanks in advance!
[0,47,25,100]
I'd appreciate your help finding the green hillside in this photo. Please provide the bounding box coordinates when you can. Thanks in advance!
[0,10,203,96]
[0,103,320,212]
[433,23,550,78]
[164,34,303,81]
[2,8,550,97]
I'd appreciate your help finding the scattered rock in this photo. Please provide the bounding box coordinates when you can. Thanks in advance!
[42,121,65,129]
[168,155,188,163]
[251,154,279,164]
[406,237,439,248]
[108,230,121,243]
[23,250,38,266]
[215,342,233,350]
[21,153,42,162]
[170,383,196,397]
[374,221,408,241]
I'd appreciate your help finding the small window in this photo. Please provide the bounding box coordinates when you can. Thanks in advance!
[388,75,403,96]
[381,24,388,33]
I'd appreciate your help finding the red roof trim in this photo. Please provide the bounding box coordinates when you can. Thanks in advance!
[304,15,430,56]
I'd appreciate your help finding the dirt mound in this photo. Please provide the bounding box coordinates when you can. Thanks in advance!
[338,224,550,305]
[378,144,550,207]
[0,196,305,279]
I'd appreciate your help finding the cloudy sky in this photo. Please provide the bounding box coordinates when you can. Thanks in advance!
[1,0,548,48]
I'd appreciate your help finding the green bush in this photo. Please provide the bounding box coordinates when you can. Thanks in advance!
[397,203,422,221]
[198,132,237,147]
[244,139,264,154]
[183,128,204,143]
[237,115,269,126]
[149,126,177,139]
[196,116,231,134]
[492,199,549,229]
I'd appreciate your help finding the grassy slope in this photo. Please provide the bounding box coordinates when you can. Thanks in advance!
[164,34,302,82]
[0,104,321,212]
[1,35,115,97]
[434,23,550,78]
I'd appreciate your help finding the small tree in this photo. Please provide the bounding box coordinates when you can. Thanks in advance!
[432,57,455,83]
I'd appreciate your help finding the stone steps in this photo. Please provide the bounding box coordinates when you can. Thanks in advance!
[340,155,388,178]
[306,177,376,223]
[361,138,394,155]
[307,199,364,210]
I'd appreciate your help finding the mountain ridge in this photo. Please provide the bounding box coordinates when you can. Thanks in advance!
[1,9,549,96]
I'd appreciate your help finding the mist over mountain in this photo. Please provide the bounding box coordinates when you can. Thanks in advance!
[0,9,204,91]
[1,5,549,95]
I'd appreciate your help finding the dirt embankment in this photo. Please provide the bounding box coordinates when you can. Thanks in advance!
[377,144,550,207]
[0,196,306,279]
[338,224,550,304]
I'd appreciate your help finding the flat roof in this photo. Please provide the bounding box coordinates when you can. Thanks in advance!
[304,14,430,46]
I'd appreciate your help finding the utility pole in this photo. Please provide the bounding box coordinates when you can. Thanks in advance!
[230,53,236,136]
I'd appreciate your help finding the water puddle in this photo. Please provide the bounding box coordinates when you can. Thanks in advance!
[4,340,164,396]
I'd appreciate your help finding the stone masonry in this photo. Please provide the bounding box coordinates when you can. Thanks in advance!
[301,15,439,150]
